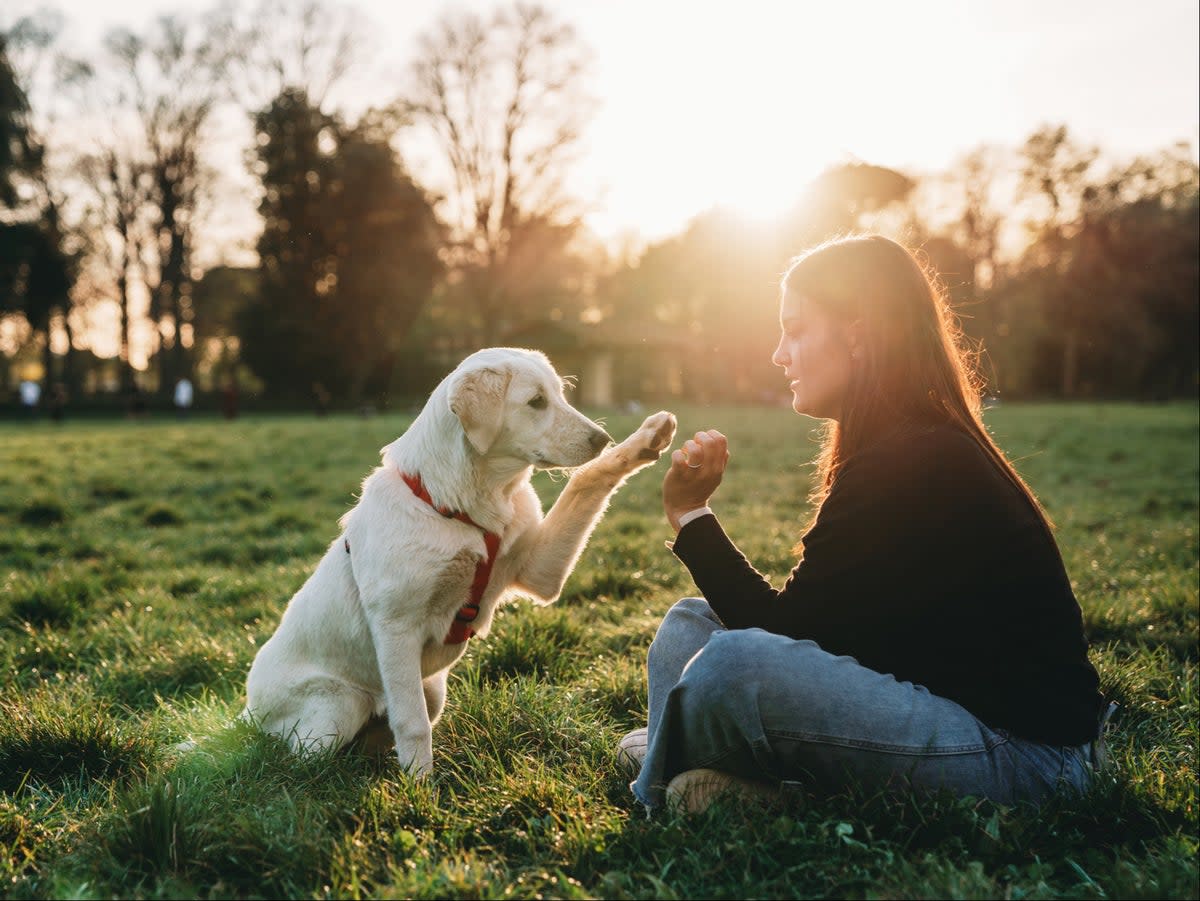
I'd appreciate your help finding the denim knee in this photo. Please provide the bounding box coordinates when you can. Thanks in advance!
[663,596,714,624]
[698,626,822,675]
[674,631,767,717]
[647,597,715,665]
[676,629,834,718]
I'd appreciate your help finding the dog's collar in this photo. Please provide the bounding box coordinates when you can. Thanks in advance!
[400,472,486,531]
[400,471,500,645]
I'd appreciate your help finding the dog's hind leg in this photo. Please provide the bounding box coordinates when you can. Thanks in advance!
[269,678,374,756]
[352,715,395,756]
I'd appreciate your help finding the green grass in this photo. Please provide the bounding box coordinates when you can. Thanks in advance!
[0,402,1196,899]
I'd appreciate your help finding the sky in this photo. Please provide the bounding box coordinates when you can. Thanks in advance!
[29,0,1200,245]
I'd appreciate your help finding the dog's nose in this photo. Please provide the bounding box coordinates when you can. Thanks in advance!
[590,428,613,452]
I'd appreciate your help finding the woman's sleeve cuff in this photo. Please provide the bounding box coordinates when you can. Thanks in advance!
[664,507,715,551]
[677,507,714,528]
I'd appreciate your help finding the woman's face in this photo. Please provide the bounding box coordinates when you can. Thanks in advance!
[772,289,856,421]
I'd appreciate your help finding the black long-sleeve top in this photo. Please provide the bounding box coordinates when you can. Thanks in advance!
[672,420,1105,746]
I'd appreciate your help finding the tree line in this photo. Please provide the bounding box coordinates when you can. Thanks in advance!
[1,2,1196,410]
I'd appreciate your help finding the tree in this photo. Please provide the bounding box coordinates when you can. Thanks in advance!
[592,208,791,403]
[788,162,917,246]
[102,11,233,391]
[0,28,39,311]
[941,145,1012,394]
[994,129,1198,399]
[72,145,153,393]
[0,30,37,207]
[223,0,368,112]
[189,263,257,388]
[1017,124,1099,397]
[331,113,445,401]
[1128,145,1199,398]
[241,90,441,404]
[0,222,70,376]
[588,160,922,405]
[402,3,596,344]
[0,17,75,388]
[1061,147,1198,398]
[240,89,339,399]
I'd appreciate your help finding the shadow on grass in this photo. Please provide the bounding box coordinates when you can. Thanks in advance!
[0,690,157,793]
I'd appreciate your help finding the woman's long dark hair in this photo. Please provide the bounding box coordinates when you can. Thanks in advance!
[782,234,1053,549]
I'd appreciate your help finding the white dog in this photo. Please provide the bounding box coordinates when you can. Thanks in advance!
[242,347,676,775]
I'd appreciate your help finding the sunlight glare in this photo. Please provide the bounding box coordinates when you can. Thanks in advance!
[569,0,966,239]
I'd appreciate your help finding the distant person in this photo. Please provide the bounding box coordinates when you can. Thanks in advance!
[48,382,67,423]
[620,234,1113,814]
[174,377,194,419]
[19,379,40,419]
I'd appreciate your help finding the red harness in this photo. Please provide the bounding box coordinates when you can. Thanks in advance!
[401,472,501,645]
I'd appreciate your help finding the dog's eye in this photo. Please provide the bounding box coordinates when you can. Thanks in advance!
[528,395,547,410]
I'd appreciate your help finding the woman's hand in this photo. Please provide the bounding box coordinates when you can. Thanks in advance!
[663,429,729,532]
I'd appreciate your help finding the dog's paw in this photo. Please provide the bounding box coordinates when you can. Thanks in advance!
[635,410,678,460]
[606,410,677,473]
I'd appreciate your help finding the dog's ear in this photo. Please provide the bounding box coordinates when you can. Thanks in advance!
[449,366,512,454]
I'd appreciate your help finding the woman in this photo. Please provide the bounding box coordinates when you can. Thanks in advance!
[621,234,1111,814]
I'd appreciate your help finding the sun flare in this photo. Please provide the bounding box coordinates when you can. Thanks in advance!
[568,1,960,240]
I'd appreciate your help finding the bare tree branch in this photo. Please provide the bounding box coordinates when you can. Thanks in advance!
[220,0,371,112]
[400,3,596,342]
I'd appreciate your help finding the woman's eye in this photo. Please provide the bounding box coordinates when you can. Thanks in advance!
[528,395,547,410]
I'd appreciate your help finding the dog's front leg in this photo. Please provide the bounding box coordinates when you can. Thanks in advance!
[423,670,449,726]
[515,411,676,602]
[368,619,435,776]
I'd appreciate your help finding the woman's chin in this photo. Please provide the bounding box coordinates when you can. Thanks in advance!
[791,397,834,421]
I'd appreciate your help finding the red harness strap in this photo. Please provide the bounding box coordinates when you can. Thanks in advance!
[401,472,501,645]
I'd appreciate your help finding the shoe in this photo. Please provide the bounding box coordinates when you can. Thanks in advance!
[617,727,649,776]
[665,767,779,815]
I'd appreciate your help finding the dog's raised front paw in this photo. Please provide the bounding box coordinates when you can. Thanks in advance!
[635,410,678,460]
[605,410,677,473]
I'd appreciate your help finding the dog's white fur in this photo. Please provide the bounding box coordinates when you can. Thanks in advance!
[242,347,676,775]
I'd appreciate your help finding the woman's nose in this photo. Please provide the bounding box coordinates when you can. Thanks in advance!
[772,340,787,368]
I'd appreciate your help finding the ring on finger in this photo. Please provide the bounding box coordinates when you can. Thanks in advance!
[687,462,702,469]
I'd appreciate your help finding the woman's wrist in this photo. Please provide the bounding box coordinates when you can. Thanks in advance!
[669,506,714,533]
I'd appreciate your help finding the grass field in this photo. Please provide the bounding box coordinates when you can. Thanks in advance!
[1,402,1197,899]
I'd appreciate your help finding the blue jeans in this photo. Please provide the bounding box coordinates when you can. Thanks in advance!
[631,597,1103,810]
